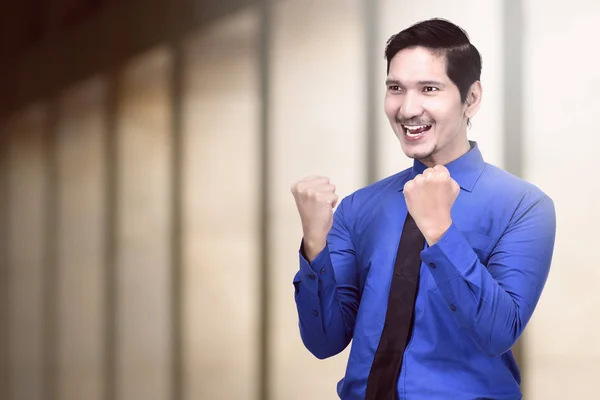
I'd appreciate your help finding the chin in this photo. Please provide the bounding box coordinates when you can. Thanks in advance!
[405,149,435,162]
[399,138,436,161]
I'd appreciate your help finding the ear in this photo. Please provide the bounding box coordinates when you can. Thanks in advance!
[465,81,483,119]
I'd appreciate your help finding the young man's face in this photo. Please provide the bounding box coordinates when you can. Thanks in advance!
[384,46,479,167]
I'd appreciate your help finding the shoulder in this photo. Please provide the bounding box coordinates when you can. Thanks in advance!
[482,163,549,197]
[479,163,554,218]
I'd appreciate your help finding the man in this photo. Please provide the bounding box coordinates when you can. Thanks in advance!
[290,18,556,400]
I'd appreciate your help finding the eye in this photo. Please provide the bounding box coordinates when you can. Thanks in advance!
[423,86,439,93]
[388,85,403,93]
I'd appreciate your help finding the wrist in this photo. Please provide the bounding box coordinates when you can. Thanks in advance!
[302,236,327,262]
[422,219,452,246]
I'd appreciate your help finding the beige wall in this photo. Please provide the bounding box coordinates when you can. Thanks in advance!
[0,1,597,400]
[522,1,600,398]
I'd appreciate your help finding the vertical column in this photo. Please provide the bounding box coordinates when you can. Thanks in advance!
[363,0,381,185]
[501,0,525,375]
[375,0,505,179]
[169,35,184,400]
[55,78,108,400]
[105,73,119,400]
[258,1,272,398]
[0,123,9,400]
[180,8,261,400]
[44,97,58,400]
[115,48,173,400]
[269,0,366,399]
[6,105,48,400]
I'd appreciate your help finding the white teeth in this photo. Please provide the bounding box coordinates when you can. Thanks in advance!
[403,124,430,137]
[405,125,425,131]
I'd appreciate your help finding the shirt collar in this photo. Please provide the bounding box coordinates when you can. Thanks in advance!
[399,141,485,193]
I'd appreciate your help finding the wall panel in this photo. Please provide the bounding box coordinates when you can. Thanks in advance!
[6,105,48,400]
[55,78,108,400]
[181,8,261,400]
[269,0,366,398]
[522,2,600,399]
[115,48,173,400]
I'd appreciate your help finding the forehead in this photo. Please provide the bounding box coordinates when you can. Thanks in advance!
[387,46,448,82]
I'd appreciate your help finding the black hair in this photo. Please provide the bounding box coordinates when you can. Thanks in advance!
[384,18,482,104]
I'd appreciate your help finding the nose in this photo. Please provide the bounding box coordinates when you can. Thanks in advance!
[399,91,423,120]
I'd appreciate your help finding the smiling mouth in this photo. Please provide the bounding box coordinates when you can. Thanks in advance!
[402,124,432,137]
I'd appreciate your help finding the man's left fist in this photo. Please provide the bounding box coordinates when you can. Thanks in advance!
[403,165,460,245]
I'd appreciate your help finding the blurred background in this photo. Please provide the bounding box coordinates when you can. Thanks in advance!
[0,0,598,399]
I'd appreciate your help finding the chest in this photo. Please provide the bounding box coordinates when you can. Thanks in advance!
[352,192,499,295]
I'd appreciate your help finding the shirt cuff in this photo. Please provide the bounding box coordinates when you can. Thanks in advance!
[297,239,337,294]
[420,222,479,282]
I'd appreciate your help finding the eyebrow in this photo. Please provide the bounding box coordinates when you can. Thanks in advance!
[385,79,446,88]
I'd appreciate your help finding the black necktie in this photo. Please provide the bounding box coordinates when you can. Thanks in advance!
[365,212,425,400]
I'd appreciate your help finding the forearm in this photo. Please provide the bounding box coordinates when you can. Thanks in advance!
[425,247,525,356]
[421,217,555,357]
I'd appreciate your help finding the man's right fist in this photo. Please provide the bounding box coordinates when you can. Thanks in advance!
[290,176,339,261]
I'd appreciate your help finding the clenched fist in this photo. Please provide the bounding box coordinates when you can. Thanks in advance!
[291,176,339,262]
[403,165,460,245]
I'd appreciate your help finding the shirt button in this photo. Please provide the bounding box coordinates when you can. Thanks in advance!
[320,268,326,275]
[309,274,316,280]
[312,310,319,317]
[429,263,436,269]
[450,304,457,311]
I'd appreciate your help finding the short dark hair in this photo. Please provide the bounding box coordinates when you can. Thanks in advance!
[384,18,482,103]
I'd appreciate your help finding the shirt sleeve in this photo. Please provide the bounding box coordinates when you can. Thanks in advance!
[293,197,360,359]
[419,192,556,357]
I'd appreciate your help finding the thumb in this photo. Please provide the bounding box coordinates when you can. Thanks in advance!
[332,195,339,208]
[451,179,460,196]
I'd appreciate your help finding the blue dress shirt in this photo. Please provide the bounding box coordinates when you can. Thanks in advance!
[293,142,556,400]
